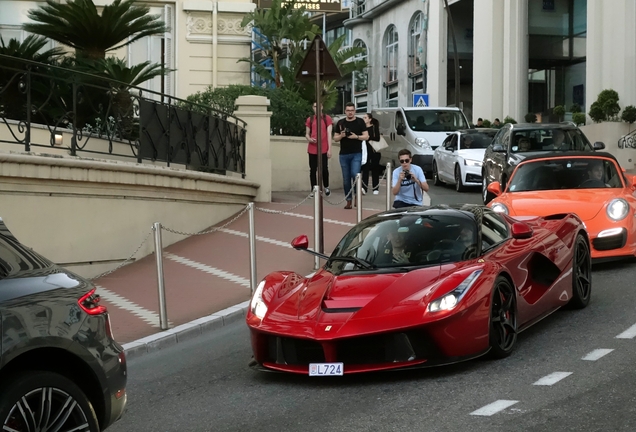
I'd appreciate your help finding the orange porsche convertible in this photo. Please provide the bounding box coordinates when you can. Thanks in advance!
[486,152,636,261]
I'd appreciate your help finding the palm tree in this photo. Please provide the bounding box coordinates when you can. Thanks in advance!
[23,0,167,60]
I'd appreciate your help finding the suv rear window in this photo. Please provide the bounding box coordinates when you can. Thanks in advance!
[0,234,53,279]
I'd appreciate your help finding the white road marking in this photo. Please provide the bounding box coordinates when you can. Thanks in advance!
[533,372,573,386]
[470,400,519,416]
[164,252,250,288]
[582,349,614,361]
[96,285,164,328]
[218,228,292,248]
[272,211,355,227]
[616,323,636,339]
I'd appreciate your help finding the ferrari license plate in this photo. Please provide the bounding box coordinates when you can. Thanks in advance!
[309,362,344,376]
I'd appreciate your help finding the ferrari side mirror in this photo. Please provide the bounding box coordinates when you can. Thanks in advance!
[487,181,502,196]
[291,235,309,250]
[511,222,533,239]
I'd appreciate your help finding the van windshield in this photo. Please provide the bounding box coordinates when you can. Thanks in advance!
[405,110,468,132]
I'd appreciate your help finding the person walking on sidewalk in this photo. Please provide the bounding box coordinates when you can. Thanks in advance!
[334,102,368,209]
[361,112,382,195]
[391,149,429,208]
[305,102,332,197]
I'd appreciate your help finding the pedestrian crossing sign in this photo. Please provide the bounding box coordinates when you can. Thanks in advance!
[413,94,429,107]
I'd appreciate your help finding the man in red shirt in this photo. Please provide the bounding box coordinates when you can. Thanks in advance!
[305,102,332,197]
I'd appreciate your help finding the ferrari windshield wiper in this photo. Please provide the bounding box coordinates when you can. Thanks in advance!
[328,256,376,269]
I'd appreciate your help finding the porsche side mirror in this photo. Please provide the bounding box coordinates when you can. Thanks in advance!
[511,222,533,239]
[492,144,505,153]
[487,181,502,196]
[291,235,309,250]
[593,141,605,150]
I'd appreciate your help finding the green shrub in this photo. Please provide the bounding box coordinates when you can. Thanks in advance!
[589,89,621,122]
[503,116,517,125]
[572,112,586,126]
[183,84,311,136]
[622,105,636,124]
[482,119,492,128]
[570,103,582,113]
[524,112,537,123]
[553,105,565,121]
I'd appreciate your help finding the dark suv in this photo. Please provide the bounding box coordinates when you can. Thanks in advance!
[481,123,605,203]
[0,219,126,431]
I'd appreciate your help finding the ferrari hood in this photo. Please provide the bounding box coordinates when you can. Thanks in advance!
[499,189,617,220]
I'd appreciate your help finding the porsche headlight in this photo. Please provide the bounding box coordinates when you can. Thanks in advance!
[414,137,432,150]
[491,203,509,215]
[250,280,268,319]
[464,159,482,167]
[607,199,629,221]
[428,270,483,312]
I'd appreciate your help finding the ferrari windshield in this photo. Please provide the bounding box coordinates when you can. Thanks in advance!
[507,158,623,192]
[327,213,478,273]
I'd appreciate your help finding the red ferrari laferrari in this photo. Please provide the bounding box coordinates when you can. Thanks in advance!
[246,205,591,375]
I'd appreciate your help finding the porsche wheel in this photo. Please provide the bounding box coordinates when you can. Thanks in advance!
[432,161,443,186]
[568,234,592,309]
[455,165,467,192]
[489,277,517,359]
[0,371,100,432]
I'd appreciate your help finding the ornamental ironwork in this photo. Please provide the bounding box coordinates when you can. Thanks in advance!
[618,129,636,149]
[0,54,246,177]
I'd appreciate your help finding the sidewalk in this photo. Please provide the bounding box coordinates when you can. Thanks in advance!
[96,180,394,359]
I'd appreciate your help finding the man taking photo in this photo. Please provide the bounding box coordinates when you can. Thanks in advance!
[391,149,429,208]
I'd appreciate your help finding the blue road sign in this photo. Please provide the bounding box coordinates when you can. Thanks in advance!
[413,94,429,107]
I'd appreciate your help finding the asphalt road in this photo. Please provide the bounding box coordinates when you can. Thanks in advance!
[109,186,636,432]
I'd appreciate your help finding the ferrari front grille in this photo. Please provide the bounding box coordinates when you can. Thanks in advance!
[267,336,325,365]
[336,331,440,365]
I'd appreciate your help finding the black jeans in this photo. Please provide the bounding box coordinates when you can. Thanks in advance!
[361,151,382,191]
[308,153,329,189]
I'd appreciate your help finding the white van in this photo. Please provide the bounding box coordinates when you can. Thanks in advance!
[371,107,470,177]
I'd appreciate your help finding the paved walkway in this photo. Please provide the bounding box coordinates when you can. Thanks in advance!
[95,180,396,358]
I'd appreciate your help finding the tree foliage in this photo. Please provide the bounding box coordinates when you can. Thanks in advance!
[524,112,537,123]
[589,89,621,122]
[621,105,636,124]
[572,112,586,126]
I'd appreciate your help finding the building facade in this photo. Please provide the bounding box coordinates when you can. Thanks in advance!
[0,0,256,100]
[345,0,636,124]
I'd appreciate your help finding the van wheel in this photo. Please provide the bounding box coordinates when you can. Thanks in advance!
[432,162,443,186]
[455,165,467,192]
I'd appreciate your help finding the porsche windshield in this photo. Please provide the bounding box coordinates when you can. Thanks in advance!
[507,158,623,192]
[327,214,478,273]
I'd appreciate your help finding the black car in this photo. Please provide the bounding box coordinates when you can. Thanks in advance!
[481,123,605,204]
[0,219,126,431]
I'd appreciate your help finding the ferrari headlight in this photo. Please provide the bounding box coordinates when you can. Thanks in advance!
[428,270,483,312]
[414,137,431,150]
[250,280,268,319]
[464,159,482,167]
[491,203,509,215]
[607,199,629,221]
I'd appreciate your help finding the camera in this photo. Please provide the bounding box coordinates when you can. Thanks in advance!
[403,170,412,180]
[344,127,351,136]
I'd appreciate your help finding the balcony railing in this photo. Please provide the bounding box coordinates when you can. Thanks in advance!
[0,54,246,177]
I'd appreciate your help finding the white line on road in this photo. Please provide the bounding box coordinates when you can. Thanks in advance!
[470,400,519,416]
[533,372,573,386]
[218,228,292,248]
[616,323,636,339]
[96,285,164,328]
[275,211,355,227]
[582,349,614,361]
[164,252,250,288]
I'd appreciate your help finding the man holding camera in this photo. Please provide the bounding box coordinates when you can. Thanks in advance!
[334,102,369,209]
[391,149,429,208]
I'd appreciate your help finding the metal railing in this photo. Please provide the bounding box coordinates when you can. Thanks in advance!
[0,54,247,176]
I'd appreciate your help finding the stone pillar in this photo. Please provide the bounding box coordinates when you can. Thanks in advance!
[473,0,505,122]
[502,0,528,123]
[427,0,447,107]
[587,0,636,116]
[234,95,272,202]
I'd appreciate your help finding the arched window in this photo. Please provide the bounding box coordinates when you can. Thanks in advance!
[383,25,399,106]
[409,11,424,95]
[352,39,368,111]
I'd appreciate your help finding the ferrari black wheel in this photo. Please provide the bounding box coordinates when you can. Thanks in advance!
[568,234,592,309]
[488,276,517,359]
[432,161,443,186]
[0,371,100,432]
[455,165,467,192]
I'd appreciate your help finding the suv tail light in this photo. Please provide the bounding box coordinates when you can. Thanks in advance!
[78,288,107,315]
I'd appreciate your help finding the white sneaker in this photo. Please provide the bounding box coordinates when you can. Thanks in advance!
[361,189,367,195]
[324,187,331,196]
[373,190,379,195]
[309,192,314,198]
